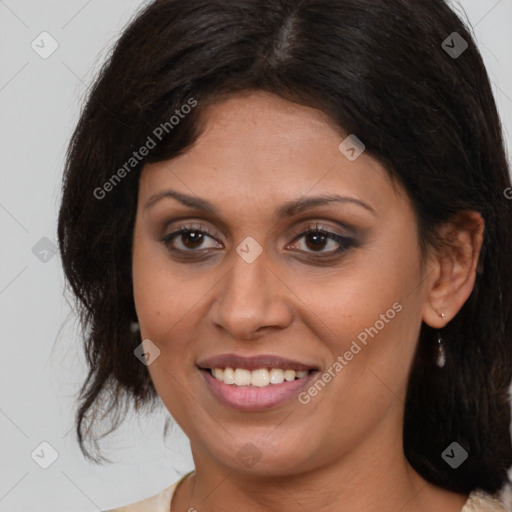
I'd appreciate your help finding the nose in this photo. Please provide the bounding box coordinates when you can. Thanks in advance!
[208,250,294,340]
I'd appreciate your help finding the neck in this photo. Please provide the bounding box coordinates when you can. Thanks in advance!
[173,407,467,512]
[174,446,467,511]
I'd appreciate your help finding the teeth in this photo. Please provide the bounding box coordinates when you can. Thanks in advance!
[223,367,235,385]
[212,368,223,380]
[210,367,311,387]
[234,368,251,386]
[251,369,270,387]
[284,369,296,381]
[269,368,284,384]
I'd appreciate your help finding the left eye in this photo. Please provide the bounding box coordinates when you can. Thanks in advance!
[288,228,353,254]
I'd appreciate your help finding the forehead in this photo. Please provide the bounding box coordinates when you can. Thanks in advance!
[138,91,405,219]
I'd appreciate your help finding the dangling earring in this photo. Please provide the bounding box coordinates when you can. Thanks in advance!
[435,310,446,368]
[436,331,446,368]
[130,321,140,333]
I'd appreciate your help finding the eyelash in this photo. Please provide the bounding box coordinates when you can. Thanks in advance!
[160,222,355,260]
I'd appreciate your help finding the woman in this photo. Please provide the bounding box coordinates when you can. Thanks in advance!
[57,0,512,510]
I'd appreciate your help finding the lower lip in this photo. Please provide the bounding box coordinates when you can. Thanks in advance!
[199,369,318,411]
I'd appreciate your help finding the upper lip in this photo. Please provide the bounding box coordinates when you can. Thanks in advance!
[197,353,318,372]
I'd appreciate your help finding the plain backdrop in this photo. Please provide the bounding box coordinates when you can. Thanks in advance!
[1,1,511,510]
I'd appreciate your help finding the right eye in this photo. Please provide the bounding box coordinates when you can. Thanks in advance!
[161,224,223,253]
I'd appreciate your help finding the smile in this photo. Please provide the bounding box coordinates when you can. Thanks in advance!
[197,354,319,411]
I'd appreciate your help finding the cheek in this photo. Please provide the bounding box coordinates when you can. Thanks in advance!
[131,229,203,417]
[298,232,423,391]
[132,223,188,349]
[132,224,219,373]
[132,219,190,331]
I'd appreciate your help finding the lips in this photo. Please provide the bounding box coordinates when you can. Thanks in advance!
[196,353,318,372]
[196,353,319,411]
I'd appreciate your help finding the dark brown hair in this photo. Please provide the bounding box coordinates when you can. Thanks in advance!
[58,0,512,495]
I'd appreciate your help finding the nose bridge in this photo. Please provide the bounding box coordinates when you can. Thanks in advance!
[209,246,292,338]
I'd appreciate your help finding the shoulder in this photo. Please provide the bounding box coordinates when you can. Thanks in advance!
[461,489,509,512]
[103,483,177,512]
[103,481,178,512]
[103,478,509,512]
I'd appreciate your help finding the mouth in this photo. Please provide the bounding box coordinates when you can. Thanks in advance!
[196,354,319,411]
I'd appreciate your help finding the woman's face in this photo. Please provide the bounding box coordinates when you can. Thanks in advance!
[132,91,432,475]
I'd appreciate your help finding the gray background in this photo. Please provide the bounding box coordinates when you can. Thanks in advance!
[1,1,511,510]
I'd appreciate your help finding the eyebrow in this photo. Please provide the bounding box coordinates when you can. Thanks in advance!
[144,189,377,218]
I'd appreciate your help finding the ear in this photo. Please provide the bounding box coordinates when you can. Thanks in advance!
[422,210,484,328]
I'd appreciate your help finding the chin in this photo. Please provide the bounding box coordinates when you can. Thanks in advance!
[206,432,320,476]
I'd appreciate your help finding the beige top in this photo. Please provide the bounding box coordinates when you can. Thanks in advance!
[104,473,507,512]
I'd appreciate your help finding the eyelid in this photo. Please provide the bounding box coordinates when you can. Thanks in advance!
[161,217,354,239]
[288,221,354,240]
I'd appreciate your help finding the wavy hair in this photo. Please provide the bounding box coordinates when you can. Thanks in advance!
[57,0,512,495]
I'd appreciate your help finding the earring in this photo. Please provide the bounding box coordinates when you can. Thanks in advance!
[435,331,446,368]
[130,321,140,333]
[435,309,446,368]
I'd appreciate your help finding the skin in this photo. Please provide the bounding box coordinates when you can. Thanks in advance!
[132,91,484,512]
